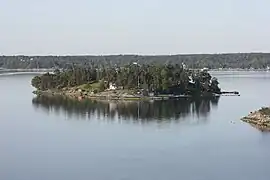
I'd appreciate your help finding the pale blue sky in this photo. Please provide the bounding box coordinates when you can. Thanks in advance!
[0,0,269,55]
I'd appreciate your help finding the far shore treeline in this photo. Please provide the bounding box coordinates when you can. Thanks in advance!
[2,53,270,69]
[31,63,221,96]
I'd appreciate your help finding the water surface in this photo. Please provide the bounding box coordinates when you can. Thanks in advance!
[1,72,270,180]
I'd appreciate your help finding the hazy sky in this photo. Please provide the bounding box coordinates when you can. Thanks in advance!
[0,0,269,55]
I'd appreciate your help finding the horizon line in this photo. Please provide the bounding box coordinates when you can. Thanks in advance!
[1,51,270,56]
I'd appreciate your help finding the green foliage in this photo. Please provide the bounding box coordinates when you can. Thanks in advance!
[77,82,102,92]
[82,83,91,90]
[31,63,221,95]
[259,107,270,115]
[31,76,41,90]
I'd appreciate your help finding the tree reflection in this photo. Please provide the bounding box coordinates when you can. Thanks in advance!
[32,95,219,124]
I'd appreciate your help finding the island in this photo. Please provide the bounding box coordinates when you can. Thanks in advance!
[31,63,235,101]
[241,107,270,131]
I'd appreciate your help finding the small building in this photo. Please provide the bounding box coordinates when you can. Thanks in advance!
[109,82,116,90]
[188,76,195,84]
[182,63,187,69]
[201,67,209,72]
[142,89,149,96]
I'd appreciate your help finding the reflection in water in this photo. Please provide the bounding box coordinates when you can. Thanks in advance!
[32,95,219,124]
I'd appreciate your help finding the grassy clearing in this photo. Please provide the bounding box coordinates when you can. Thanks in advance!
[77,82,101,91]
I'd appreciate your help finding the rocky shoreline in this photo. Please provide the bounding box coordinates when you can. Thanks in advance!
[34,89,155,101]
[241,108,270,131]
[33,88,225,102]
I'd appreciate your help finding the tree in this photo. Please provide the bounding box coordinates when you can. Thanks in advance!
[31,76,41,90]
[31,63,221,96]
[210,77,221,93]
[99,80,106,91]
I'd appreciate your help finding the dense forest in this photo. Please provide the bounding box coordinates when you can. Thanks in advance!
[31,63,221,95]
[2,53,270,69]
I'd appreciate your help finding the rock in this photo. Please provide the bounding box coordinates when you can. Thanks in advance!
[241,109,270,131]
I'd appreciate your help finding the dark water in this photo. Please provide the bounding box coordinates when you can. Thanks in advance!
[1,72,270,180]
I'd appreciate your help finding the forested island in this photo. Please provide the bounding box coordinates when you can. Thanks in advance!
[31,63,224,100]
[2,53,270,70]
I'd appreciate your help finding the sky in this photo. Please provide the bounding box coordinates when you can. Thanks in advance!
[0,0,270,55]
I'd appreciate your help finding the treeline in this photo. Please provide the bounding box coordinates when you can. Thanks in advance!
[2,53,270,69]
[31,63,221,95]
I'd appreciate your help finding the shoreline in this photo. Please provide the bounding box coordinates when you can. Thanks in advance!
[33,88,238,102]
[34,90,154,101]
[0,68,54,72]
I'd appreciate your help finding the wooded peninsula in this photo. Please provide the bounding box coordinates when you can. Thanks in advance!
[31,63,223,100]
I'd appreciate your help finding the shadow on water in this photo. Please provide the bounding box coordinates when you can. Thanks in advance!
[32,95,220,124]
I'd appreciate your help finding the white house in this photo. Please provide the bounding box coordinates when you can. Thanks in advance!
[182,63,186,69]
[188,76,195,84]
[109,82,116,90]
[201,67,209,72]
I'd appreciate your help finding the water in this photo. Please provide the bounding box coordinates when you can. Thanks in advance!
[1,72,270,180]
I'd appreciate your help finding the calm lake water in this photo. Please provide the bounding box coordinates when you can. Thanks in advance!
[1,72,270,180]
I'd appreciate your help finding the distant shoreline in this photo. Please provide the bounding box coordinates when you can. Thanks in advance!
[207,68,270,72]
[0,68,54,72]
[2,53,270,70]
[1,68,270,73]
